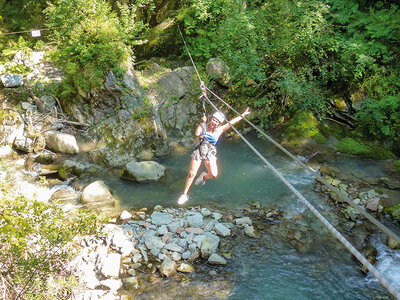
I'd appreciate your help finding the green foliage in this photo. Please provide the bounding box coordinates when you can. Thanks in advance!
[395,160,400,173]
[383,204,400,221]
[44,0,144,96]
[355,95,400,143]
[336,137,394,159]
[284,111,328,146]
[0,184,101,299]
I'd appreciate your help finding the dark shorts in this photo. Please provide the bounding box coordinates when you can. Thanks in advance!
[191,143,217,161]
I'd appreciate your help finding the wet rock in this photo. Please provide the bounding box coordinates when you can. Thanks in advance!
[365,198,380,211]
[243,224,257,238]
[122,277,141,291]
[159,256,176,277]
[50,188,80,205]
[34,150,57,164]
[234,217,252,226]
[387,237,400,250]
[58,159,88,180]
[121,160,166,182]
[208,253,227,265]
[81,180,115,207]
[45,130,79,154]
[177,263,195,273]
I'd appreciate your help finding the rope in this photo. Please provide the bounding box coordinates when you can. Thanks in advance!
[203,94,400,300]
[178,26,400,299]
[206,87,400,245]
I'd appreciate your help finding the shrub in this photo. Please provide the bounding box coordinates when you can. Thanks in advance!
[284,111,328,145]
[44,0,144,96]
[336,137,394,159]
[395,160,400,173]
[0,188,101,299]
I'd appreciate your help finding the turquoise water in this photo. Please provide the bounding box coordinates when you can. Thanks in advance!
[101,136,396,299]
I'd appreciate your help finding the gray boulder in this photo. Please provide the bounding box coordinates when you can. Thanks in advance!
[214,223,231,237]
[80,180,115,207]
[200,233,220,259]
[50,189,80,205]
[206,58,231,87]
[13,135,34,153]
[45,130,79,154]
[121,160,166,182]
[187,213,204,227]
[0,73,24,87]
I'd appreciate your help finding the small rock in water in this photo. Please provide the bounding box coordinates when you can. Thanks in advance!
[154,205,163,211]
[235,217,252,226]
[213,212,222,221]
[159,256,177,277]
[208,253,227,265]
[177,263,195,273]
[119,210,132,221]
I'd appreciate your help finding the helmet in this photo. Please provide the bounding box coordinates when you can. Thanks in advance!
[212,111,225,123]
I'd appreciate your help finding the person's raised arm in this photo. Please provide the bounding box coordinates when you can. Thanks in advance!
[220,108,250,133]
[195,115,207,136]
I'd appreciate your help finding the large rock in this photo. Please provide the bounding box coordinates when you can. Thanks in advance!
[121,160,166,182]
[45,130,79,154]
[62,63,169,167]
[159,256,176,277]
[13,135,34,153]
[50,188,80,205]
[100,253,121,278]
[206,58,231,87]
[142,65,200,146]
[80,180,114,206]
[200,233,220,259]
[151,211,173,225]
[0,73,24,87]
[58,159,87,180]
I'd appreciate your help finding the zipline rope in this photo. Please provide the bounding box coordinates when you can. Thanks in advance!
[178,25,400,299]
[206,87,400,245]
[203,93,400,300]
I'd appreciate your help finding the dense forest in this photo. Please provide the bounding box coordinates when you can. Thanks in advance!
[1,0,400,155]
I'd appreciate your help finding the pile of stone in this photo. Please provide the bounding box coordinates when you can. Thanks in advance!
[69,206,254,299]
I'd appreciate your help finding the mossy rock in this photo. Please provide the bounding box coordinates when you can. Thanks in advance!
[336,137,394,159]
[383,204,400,221]
[283,112,328,146]
[395,160,400,173]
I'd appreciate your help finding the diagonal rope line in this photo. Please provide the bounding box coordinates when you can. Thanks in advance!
[206,87,400,245]
[178,26,400,299]
[203,94,400,300]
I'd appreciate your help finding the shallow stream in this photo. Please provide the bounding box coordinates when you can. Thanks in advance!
[101,136,399,299]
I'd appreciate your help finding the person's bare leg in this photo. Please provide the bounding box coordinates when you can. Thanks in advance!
[203,158,218,181]
[183,158,202,195]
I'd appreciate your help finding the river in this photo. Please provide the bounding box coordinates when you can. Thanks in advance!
[101,135,399,299]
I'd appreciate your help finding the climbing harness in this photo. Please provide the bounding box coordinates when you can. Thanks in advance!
[178,26,400,299]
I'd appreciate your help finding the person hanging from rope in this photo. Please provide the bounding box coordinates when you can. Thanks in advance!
[178,107,251,205]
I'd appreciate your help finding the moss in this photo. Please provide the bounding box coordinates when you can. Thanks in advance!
[284,111,328,146]
[395,160,400,173]
[336,137,395,159]
[383,204,400,221]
